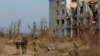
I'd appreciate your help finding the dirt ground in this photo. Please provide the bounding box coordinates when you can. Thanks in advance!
[0,37,100,56]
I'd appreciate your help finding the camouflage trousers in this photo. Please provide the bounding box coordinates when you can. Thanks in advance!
[22,48,27,54]
[33,47,40,56]
[21,45,27,54]
[16,47,21,55]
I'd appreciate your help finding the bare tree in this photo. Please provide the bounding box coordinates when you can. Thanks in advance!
[33,22,37,34]
[0,27,5,37]
[40,18,48,34]
[13,22,17,38]
[16,19,22,36]
[7,19,22,39]
[28,21,37,37]
[7,21,13,39]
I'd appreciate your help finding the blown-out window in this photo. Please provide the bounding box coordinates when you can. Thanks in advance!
[57,0,59,6]
[61,9,65,15]
[56,19,59,25]
[56,10,59,15]
[80,6,83,13]
[61,0,65,6]
[61,19,64,25]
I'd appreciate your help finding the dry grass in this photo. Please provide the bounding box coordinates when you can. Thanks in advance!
[0,28,100,56]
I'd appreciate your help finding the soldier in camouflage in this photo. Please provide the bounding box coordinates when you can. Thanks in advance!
[15,35,22,55]
[21,35,28,54]
[33,37,40,56]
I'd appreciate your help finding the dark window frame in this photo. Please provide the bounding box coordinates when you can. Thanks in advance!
[61,19,65,25]
[57,0,59,7]
[61,9,65,15]
[80,6,83,13]
[56,10,59,15]
[56,19,59,25]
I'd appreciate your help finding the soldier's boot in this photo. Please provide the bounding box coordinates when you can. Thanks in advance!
[34,48,39,56]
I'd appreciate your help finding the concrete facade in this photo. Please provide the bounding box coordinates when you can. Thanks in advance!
[49,0,100,37]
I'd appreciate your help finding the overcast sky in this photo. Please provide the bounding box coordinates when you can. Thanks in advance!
[0,0,49,32]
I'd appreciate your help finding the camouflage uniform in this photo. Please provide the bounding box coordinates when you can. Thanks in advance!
[21,35,28,54]
[15,35,22,55]
[33,37,40,52]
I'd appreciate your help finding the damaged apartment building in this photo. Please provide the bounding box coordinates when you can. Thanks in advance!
[49,0,100,37]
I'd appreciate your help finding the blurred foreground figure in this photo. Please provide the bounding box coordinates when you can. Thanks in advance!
[15,35,22,55]
[33,37,40,56]
[21,35,28,54]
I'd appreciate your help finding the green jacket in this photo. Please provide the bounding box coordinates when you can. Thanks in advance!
[21,37,28,45]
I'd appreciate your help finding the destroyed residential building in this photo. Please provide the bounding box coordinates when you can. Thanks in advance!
[49,0,100,37]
